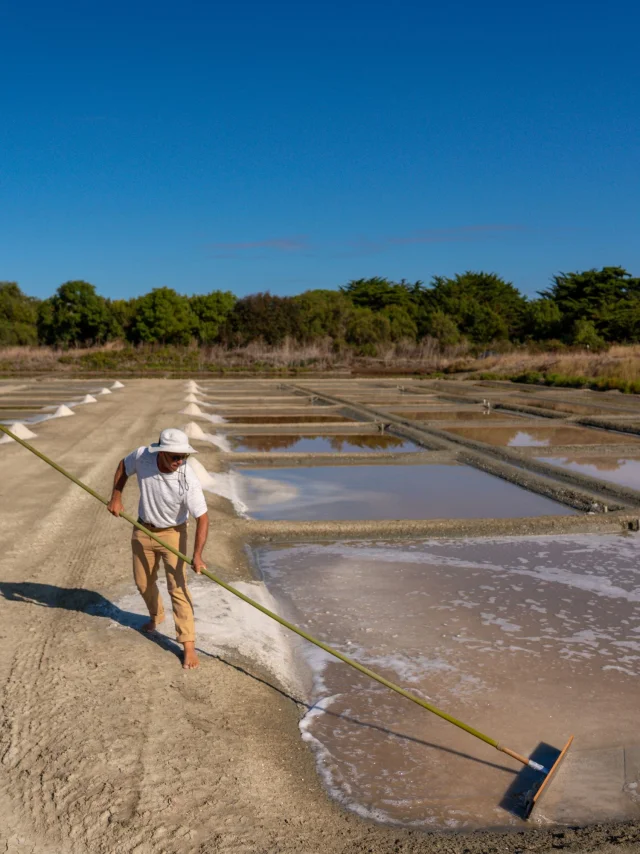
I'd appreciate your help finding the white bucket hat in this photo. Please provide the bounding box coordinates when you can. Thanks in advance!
[148,427,198,455]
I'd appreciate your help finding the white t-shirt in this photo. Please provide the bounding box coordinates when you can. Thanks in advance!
[124,446,207,528]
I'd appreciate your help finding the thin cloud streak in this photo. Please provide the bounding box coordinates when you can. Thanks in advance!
[205,235,310,257]
[204,225,526,261]
[347,224,524,255]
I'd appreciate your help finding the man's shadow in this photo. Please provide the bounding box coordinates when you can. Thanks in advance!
[1,580,537,817]
[0,579,183,659]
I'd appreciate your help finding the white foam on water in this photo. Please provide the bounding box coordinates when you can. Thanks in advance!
[187,457,248,515]
[111,381,125,389]
[0,422,38,443]
[179,403,226,423]
[53,404,75,418]
[254,534,640,827]
[98,387,112,395]
[183,421,231,452]
[275,537,640,604]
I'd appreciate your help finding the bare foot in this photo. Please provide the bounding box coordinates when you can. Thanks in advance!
[182,641,199,670]
[141,616,164,633]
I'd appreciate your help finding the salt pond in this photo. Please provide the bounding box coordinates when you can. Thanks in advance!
[254,534,640,828]
[443,425,639,447]
[538,455,640,491]
[228,434,422,453]
[233,464,575,520]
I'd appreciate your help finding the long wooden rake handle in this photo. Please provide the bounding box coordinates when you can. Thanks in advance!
[0,423,554,775]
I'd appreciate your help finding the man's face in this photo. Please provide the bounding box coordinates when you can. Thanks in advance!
[158,451,188,472]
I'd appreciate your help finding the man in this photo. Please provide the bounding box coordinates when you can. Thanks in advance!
[107,428,209,670]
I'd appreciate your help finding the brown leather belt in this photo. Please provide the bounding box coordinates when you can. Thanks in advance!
[137,517,184,532]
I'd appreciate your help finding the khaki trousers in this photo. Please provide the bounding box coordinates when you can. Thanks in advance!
[131,523,195,644]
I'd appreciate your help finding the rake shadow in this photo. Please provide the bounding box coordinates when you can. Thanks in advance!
[0,579,523,814]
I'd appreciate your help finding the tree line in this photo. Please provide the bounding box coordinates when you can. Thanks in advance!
[1,267,638,352]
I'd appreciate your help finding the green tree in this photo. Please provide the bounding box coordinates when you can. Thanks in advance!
[223,292,302,346]
[37,281,121,346]
[345,306,391,353]
[541,267,640,341]
[189,291,237,344]
[294,290,354,343]
[128,287,196,345]
[382,304,418,341]
[422,310,462,347]
[571,319,607,351]
[427,272,526,342]
[523,298,562,340]
[110,298,139,339]
[0,282,39,345]
[341,277,424,313]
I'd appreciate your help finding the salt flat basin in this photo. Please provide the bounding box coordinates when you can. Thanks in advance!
[229,434,422,453]
[538,455,640,490]
[510,398,637,416]
[442,425,639,447]
[392,410,518,421]
[234,464,574,520]
[254,534,640,828]
[224,414,354,424]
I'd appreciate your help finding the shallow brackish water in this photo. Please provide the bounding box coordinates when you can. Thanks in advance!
[253,534,640,829]
[224,414,354,424]
[390,410,520,422]
[232,465,575,520]
[443,425,639,447]
[538,455,640,491]
[228,434,422,453]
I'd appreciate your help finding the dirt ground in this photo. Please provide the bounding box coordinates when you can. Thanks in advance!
[1,379,640,854]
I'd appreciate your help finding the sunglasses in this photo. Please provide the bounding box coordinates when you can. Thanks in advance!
[166,452,189,461]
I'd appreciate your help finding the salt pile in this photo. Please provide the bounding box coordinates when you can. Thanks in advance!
[53,405,74,418]
[181,403,204,415]
[179,403,226,423]
[0,422,38,444]
[111,381,125,389]
[80,394,97,404]
[98,388,112,395]
[114,576,303,696]
[184,393,201,403]
[183,421,231,452]
[188,457,247,514]
[186,381,202,393]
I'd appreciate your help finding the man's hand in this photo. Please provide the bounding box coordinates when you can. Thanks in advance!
[192,554,206,574]
[107,496,124,517]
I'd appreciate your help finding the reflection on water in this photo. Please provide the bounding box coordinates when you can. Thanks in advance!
[235,465,574,520]
[255,534,640,828]
[512,398,634,416]
[395,410,507,421]
[225,414,353,424]
[444,425,639,447]
[538,455,640,490]
[229,434,418,453]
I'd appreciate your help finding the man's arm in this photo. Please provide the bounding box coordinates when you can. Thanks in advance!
[107,459,128,517]
[192,512,209,574]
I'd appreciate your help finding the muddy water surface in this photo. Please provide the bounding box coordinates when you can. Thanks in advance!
[224,414,354,424]
[392,410,520,422]
[443,425,639,447]
[234,465,575,520]
[255,534,640,828]
[229,434,421,453]
[538,455,640,490]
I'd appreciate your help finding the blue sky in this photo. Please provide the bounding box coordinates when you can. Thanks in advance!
[1,0,639,301]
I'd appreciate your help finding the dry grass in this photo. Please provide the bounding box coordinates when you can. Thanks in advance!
[465,345,640,382]
[1,341,639,387]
